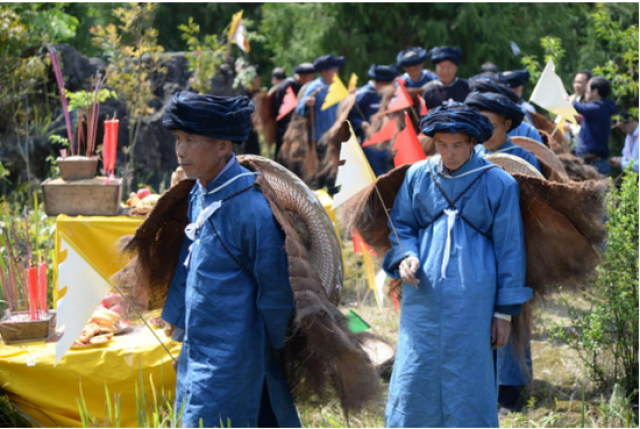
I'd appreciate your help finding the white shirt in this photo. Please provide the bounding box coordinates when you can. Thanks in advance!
[621,126,639,173]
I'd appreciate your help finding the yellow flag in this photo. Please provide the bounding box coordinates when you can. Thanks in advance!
[348,73,359,91]
[332,121,376,209]
[322,74,350,110]
[362,243,383,312]
[228,10,250,53]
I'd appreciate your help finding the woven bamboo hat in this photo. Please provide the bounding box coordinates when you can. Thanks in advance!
[485,153,546,179]
[511,136,569,181]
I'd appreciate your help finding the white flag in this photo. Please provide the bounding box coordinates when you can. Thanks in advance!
[55,237,111,364]
[529,60,579,125]
[332,121,376,209]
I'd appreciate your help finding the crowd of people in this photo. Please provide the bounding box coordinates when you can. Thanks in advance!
[259,46,636,178]
[155,45,635,428]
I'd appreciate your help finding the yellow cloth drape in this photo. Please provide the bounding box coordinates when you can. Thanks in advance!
[0,329,181,428]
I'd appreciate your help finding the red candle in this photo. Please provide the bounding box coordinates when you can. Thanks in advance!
[102,120,111,176]
[27,266,38,320]
[38,260,48,318]
[110,119,119,176]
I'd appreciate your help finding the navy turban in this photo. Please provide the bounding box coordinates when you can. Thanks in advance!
[499,68,530,88]
[313,55,345,71]
[368,64,400,82]
[468,75,521,104]
[419,102,493,144]
[294,63,315,74]
[396,47,428,67]
[429,46,462,65]
[163,92,255,143]
[464,92,524,131]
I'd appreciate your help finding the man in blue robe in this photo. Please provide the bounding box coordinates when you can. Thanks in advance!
[466,92,543,173]
[161,92,301,428]
[272,63,316,158]
[422,47,470,110]
[383,103,533,427]
[469,75,544,144]
[500,69,537,122]
[348,64,399,176]
[295,54,345,146]
[396,47,438,89]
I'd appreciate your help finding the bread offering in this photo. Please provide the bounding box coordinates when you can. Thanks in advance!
[72,292,130,348]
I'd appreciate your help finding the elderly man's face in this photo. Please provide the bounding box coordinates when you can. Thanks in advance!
[480,110,512,151]
[435,60,457,85]
[433,132,475,172]
[174,130,232,185]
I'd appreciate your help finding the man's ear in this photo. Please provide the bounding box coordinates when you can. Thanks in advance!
[469,137,478,148]
[216,140,233,157]
[505,118,513,131]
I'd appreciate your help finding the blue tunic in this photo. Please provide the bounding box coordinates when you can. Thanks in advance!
[295,77,338,143]
[402,70,438,89]
[383,153,532,427]
[477,138,543,173]
[508,122,543,144]
[347,81,390,177]
[162,159,300,428]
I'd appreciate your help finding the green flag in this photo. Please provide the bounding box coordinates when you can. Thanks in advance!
[346,310,370,333]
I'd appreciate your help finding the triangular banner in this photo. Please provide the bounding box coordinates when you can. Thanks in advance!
[363,119,398,147]
[348,73,359,91]
[418,94,428,116]
[332,121,376,209]
[362,243,384,312]
[529,60,578,125]
[385,80,414,114]
[277,86,297,121]
[322,75,350,111]
[393,112,427,167]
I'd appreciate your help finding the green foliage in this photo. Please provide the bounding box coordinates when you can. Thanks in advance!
[590,4,639,117]
[550,166,639,398]
[521,36,567,84]
[90,3,166,195]
[0,393,31,427]
[67,88,118,113]
[178,17,225,94]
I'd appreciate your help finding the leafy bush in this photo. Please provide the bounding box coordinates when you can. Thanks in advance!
[550,165,638,398]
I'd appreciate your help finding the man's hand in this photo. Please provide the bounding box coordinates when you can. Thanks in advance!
[399,257,420,285]
[305,96,316,107]
[491,317,511,350]
[361,121,370,132]
[609,156,622,168]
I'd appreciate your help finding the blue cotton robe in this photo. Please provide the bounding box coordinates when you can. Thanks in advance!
[347,81,390,177]
[477,138,543,173]
[402,70,438,89]
[382,152,532,427]
[295,77,338,144]
[162,158,301,428]
[508,122,543,144]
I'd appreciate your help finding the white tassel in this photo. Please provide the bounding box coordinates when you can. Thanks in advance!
[440,208,458,280]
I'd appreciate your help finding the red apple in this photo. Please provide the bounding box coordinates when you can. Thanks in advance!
[137,188,151,199]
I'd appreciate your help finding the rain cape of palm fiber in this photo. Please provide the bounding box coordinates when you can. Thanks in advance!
[343,155,607,361]
[114,156,381,416]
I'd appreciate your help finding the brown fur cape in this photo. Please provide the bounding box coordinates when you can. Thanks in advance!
[115,157,381,416]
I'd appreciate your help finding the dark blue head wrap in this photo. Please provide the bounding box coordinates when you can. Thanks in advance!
[368,64,400,82]
[429,46,462,65]
[468,75,521,104]
[464,92,524,131]
[163,92,255,143]
[499,68,530,88]
[313,55,345,71]
[294,63,315,74]
[396,47,428,67]
[419,102,493,144]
